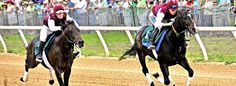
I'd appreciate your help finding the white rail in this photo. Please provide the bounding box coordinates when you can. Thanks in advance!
[0,26,236,60]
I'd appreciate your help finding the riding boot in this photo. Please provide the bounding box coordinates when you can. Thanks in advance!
[34,41,45,63]
[148,28,160,50]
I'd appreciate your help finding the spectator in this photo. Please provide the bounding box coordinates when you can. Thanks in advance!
[218,0,231,7]
[193,0,200,25]
[1,2,8,25]
[6,0,18,25]
[87,0,97,25]
[74,0,87,25]
[107,0,118,8]
[107,0,119,25]
[6,0,15,13]
[129,0,139,26]
[154,0,164,5]
[42,0,51,15]
[216,0,231,26]
[26,1,34,12]
[137,0,149,26]
[56,0,64,5]
[14,0,22,8]
[64,0,75,17]
[18,1,28,26]
[35,2,44,25]
[201,0,213,26]
[94,0,110,26]
[123,0,132,26]
[186,0,193,8]
[0,2,5,25]
[0,2,4,11]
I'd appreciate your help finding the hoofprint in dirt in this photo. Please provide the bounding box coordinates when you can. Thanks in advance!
[0,53,236,86]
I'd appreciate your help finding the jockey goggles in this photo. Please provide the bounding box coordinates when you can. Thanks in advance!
[170,5,178,10]
[55,10,65,14]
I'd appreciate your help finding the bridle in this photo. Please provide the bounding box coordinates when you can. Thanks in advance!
[171,25,186,37]
[61,25,80,49]
[171,13,194,37]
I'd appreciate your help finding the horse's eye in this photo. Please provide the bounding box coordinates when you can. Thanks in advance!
[183,16,187,19]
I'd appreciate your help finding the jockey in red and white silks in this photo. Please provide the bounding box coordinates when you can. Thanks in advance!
[147,0,179,49]
[35,4,79,62]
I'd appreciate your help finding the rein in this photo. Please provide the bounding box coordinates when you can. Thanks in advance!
[61,27,80,49]
[61,29,75,44]
[171,25,186,37]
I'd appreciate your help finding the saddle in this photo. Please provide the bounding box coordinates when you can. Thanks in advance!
[35,31,61,57]
[142,25,168,51]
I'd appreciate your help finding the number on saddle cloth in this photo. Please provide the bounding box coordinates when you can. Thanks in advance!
[142,26,154,45]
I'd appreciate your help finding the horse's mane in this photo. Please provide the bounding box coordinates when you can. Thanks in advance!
[61,20,76,30]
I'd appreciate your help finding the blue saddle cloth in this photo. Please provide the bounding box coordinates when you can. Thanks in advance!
[142,26,168,52]
[44,32,61,57]
[35,31,61,58]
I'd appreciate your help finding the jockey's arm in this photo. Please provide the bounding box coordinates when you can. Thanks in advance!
[48,19,62,31]
[66,15,80,29]
[153,11,164,29]
[149,10,165,29]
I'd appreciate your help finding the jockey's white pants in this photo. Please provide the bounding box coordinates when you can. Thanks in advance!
[39,25,53,42]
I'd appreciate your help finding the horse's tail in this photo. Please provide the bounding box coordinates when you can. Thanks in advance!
[119,45,137,60]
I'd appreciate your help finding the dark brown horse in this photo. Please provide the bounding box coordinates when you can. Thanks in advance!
[20,21,84,86]
[120,10,197,86]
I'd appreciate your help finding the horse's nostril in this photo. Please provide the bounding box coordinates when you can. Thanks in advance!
[79,40,84,44]
[78,40,84,48]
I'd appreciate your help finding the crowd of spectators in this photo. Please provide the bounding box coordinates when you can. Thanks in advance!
[0,0,235,26]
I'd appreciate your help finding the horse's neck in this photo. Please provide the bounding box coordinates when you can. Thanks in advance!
[57,34,73,50]
[168,26,186,47]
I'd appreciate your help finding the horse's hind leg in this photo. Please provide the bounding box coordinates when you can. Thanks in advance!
[178,58,194,86]
[48,69,54,85]
[137,51,154,86]
[20,58,39,82]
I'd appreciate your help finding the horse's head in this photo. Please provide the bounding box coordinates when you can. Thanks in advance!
[175,9,197,35]
[62,21,84,48]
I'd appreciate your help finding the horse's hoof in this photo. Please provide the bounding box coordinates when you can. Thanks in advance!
[49,80,54,85]
[118,57,126,61]
[152,73,159,78]
[20,77,24,82]
[150,82,155,86]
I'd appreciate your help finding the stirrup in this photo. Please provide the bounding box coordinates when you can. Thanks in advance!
[147,44,155,50]
[36,55,42,63]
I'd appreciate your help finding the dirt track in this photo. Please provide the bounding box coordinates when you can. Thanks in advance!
[0,53,236,86]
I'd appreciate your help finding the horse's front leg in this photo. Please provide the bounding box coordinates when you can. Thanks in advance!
[64,66,72,86]
[55,69,64,86]
[178,57,194,86]
[159,63,172,85]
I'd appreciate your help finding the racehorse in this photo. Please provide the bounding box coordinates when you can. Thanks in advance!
[120,10,197,86]
[20,21,84,86]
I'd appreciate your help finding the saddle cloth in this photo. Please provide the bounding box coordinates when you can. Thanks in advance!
[141,25,168,52]
[35,31,61,58]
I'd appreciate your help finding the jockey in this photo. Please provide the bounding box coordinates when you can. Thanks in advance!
[35,4,80,62]
[148,0,178,49]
